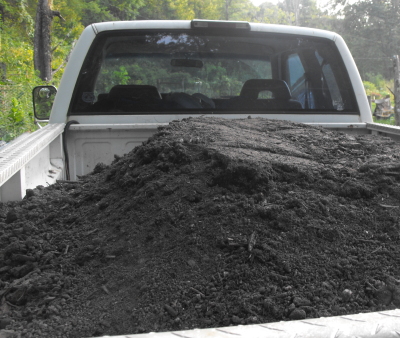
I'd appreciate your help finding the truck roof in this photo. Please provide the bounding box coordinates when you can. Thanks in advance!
[91,20,339,41]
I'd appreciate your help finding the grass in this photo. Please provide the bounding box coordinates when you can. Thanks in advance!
[372,116,397,125]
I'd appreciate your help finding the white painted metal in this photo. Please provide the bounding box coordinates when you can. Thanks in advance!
[92,20,337,39]
[24,145,63,190]
[333,35,373,124]
[66,124,161,179]
[67,121,367,129]
[92,20,191,33]
[68,123,168,130]
[66,113,363,125]
[94,309,400,338]
[0,123,65,201]
[49,26,97,124]
[1,168,26,202]
[366,122,400,141]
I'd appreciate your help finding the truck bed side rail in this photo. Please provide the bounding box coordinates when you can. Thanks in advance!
[367,122,400,141]
[0,123,65,202]
[95,309,400,338]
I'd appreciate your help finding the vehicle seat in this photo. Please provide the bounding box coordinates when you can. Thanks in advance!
[240,79,302,109]
[166,92,203,109]
[108,85,162,111]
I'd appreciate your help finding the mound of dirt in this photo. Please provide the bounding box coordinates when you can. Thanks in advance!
[1,117,400,338]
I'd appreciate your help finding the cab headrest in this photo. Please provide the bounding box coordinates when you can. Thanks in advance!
[240,79,292,100]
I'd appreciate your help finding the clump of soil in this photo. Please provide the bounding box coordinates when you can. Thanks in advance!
[1,117,400,338]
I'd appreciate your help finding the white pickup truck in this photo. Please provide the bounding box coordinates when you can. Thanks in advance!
[1,20,400,337]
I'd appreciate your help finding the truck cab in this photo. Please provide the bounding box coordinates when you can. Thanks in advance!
[41,20,371,126]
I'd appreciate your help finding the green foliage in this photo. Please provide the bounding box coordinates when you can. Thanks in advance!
[298,0,320,26]
[0,93,36,142]
[335,0,400,80]
[363,73,393,100]
[253,3,292,24]
[0,0,85,142]
[373,116,396,125]
[363,81,379,96]
[365,73,389,94]
[51,0,85,62]
[135,0,176,20]
[113,67,131,85]
[0,0,35,39]
[80,0,145,25]
[0,33,43,141]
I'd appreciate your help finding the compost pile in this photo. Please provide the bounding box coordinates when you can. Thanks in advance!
[1,117,400,338]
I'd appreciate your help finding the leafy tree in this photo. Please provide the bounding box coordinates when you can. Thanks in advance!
[31,0,84,81]
[276,0,323,26]
[167,0,221,20]
[137,0,178,20]
[218,0,257,21]
[80,0,145,25]
[331,0,400,80]
[283,0,300,25]
[252,2,292,24]
[0,0,35,39]
[363,80,379,96]
[0,0,85,140]
[298,0,321,27]
[34,0,61,81]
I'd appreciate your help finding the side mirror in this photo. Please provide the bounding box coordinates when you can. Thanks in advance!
[32,86,57,120]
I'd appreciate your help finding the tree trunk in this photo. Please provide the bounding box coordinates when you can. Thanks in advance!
[34,0,53,82]
[285,0,300,26]
[393,55,400,126]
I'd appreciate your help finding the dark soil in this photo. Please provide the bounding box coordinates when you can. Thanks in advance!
[1,117,400,338]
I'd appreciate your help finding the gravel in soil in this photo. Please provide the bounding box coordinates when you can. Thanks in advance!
[1,117,400,337]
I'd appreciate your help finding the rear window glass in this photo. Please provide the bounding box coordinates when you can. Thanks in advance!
[69,30,358,115]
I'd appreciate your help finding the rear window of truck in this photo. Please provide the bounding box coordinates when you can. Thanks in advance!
[69,29,358,115]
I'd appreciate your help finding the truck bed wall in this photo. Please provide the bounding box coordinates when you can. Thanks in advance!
[66,124,162,179]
